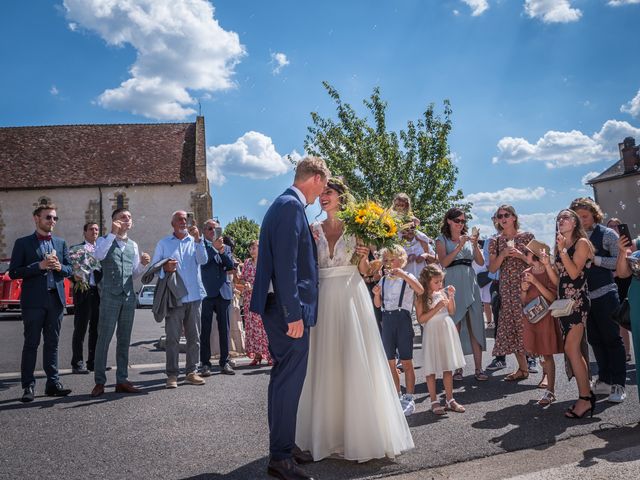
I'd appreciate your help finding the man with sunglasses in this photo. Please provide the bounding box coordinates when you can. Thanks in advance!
[9,204,73,402]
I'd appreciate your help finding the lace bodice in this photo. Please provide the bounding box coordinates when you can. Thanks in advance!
[312,222,357,268]
[430,291,450,321]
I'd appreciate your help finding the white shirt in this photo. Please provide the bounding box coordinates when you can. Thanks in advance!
[377,273,418,312]
[95,233,146,281]
[403,237,427,278]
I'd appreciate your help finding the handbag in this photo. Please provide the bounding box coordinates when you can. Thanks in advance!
[523,296,550,324]
[549,299,575,318]
[611,298,632,331]
[477,271,492,288]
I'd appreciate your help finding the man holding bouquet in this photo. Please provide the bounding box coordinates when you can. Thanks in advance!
[70,222,102,374]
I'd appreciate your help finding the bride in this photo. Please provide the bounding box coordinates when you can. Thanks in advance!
[295,178,414,462]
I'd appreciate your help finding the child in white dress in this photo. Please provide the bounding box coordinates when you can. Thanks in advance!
[416,264,466,415]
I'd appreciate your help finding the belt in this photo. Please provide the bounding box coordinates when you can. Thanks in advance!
[449,259,473,268]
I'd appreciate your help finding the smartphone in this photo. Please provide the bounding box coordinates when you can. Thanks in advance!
[186,212,195,228]
[618,223,632,244]
[214,226,223,240]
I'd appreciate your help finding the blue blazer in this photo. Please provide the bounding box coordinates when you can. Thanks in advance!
[201,241,234,300]
[9,233,73,308]
[250,188,319,327]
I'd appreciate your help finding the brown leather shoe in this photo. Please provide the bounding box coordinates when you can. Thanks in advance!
[292,445,314,464]
[91,384,105,397]
[115,382,142,394]
[267,458,315,480]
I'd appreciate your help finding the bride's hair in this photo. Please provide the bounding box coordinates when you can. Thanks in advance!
[326,177,350,210]
[418,264,445,310]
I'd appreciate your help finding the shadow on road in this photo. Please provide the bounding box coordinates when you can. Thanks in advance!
[578,423,640,467]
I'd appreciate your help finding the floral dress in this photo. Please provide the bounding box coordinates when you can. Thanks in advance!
[241,258,271,361]
[490,232,534,356]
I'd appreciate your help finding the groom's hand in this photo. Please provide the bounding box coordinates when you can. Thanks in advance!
[287,319,304,338]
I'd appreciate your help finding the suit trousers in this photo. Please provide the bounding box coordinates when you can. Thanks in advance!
[587,290,626,386]
[71,286,100,369]
[201,295,231,367]
[165,300,202,377]
[94,291,136,385]
[21,291,64,388]
[262,296,310,461]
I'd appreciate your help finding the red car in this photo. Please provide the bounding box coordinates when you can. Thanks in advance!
[0,259,74,314]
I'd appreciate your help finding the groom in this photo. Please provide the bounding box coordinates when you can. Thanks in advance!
[251,156,329,480]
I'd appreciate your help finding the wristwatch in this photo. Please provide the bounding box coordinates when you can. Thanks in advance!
[561,247,568,255]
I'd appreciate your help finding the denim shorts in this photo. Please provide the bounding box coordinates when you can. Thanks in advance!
[381,309,414,360]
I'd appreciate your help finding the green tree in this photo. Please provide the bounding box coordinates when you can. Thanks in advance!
[304,82,470,236]
[223,216,260,261]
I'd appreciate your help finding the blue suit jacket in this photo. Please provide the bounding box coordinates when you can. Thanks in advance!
[201,241,234,300]
[9,233,73,308]
[250,188,319,327]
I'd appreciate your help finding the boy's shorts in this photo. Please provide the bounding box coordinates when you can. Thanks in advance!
[381,309,414,360]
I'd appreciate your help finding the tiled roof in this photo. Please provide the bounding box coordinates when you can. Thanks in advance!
[0,122,198,190]
[587,159,640,184]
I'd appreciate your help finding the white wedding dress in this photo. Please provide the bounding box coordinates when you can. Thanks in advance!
[295,223,414,462]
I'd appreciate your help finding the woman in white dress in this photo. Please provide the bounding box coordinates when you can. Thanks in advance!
[296,178,414,462]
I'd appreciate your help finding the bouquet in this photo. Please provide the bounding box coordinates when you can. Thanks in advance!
[68,244,100,292]
[338,200,403,251]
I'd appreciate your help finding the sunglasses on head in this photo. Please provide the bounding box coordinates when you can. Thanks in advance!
[450,218,466,224]
[496,213,512,220]
[43,215,59,221]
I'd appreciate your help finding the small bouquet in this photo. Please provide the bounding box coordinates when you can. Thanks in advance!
[68,244,100,292]
[338,200,403,253]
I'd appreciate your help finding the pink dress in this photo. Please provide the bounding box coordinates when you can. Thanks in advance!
[241,258,271,361]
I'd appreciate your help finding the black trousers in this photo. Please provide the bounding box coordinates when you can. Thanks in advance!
[201,295,231,367]
[71,286,100,369]
[587,290,626,386]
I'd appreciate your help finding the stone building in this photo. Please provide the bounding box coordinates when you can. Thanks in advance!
[0,116,212,260]
[588,136,640,237]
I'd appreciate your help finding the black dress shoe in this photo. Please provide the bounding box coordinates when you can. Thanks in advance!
[44,382,72,397]
[20,386,35,403]
[292,445,314,464]
[221,363,235,375]
[72,364,90,374]
[267,458,315,480]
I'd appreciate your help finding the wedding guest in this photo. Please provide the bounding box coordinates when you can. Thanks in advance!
[615,235,640,396]
[570,198,626,403]
[541,209,595,418]
[402,224,436,280]
[241,240,272,366]
[150,211,208,388]
[391,192,430,243]
[372,245,425,416]
[473,239,494,329]
[223,236,245,356]
[70,222,102,374]
[9,204,73,402]
[487,205,534,381]
[435,208,487,381]
[485,215,508,372]
[521,246,563,406]
[416,265,466,415]
[91,208,150,397]
[607,217,633,362]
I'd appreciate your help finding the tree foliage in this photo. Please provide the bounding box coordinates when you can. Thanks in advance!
[304,82,470,236]
[223,216,260,261]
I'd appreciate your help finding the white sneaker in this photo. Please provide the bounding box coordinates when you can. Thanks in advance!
[591,379,611,395]
[402,394,415,416]
[608,384,626,403]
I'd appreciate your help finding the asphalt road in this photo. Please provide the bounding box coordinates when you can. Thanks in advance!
[0,310,638,480]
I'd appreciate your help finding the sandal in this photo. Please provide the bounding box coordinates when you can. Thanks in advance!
[537,374,548,389]
[537,390,556,406]
[474,370,489,381]
[431,400,446,416]
[453,368,464,381]
[445,398,465,413]
[504,368,529,382]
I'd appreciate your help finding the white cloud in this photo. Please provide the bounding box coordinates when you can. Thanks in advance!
[493,120,640,168]
[524,0,582,23]
[453,9,460,16]
[63,0,245,120]
[581,171,601,185]
[271,52,290,74]
[68,22,77,31]
[258,198,269,206]
[621,89,640,118]
[462,0,489,16]
[207,131,295,186]
[608,0,640,6]
[466,187,547,213]
[50,85,59,96]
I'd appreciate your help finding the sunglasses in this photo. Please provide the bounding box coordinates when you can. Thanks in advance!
[205,226,216,231]
[450,218,466,224]
[43,215,59,221]
[496,213,512,220]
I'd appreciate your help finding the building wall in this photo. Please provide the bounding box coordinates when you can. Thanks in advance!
[0,184,209,261]
[593,174,640,237]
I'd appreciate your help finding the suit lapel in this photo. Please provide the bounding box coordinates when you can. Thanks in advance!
[31,233,44,260]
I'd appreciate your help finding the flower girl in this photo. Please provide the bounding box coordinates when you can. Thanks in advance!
[416,264,466,415]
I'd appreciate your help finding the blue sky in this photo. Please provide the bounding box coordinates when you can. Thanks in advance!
[1,0,640,246]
